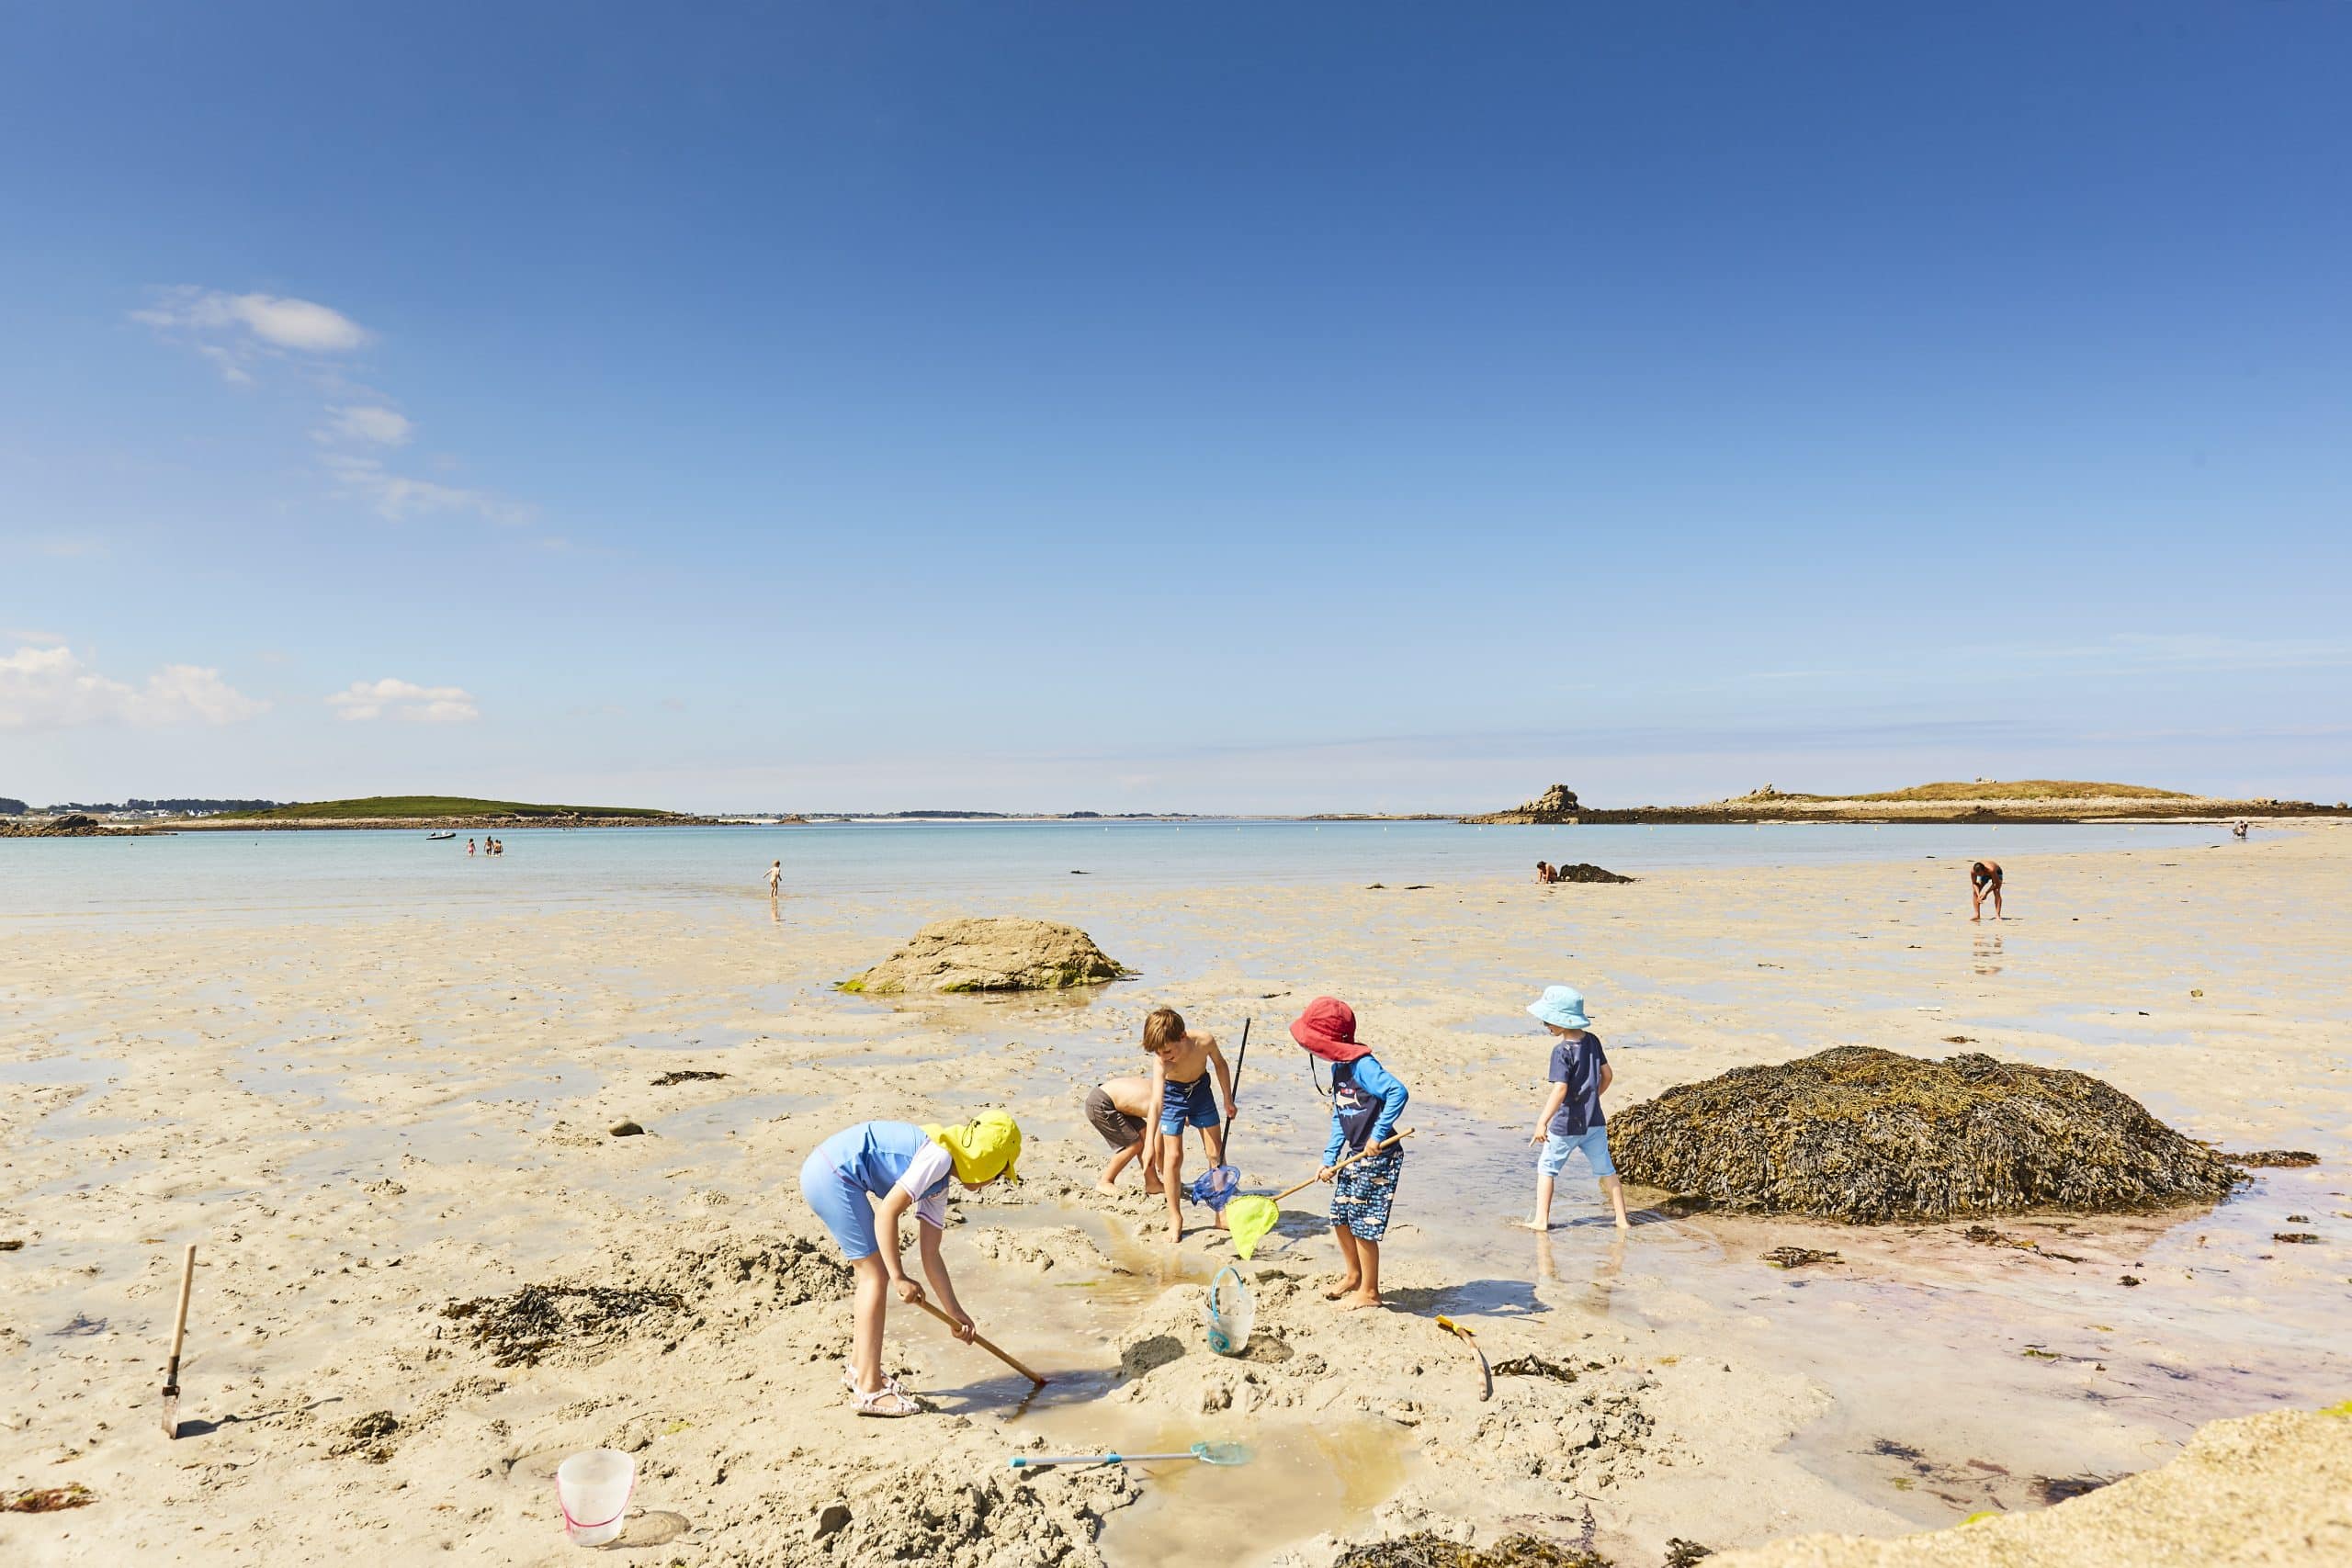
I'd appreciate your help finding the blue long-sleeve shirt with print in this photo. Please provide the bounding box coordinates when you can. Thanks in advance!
[1323,1053,1409,1166]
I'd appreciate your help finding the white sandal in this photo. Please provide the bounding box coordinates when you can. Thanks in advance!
[853,1384,922,1418]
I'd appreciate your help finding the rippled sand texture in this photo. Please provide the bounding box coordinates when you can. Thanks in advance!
[2,826,2345,1564]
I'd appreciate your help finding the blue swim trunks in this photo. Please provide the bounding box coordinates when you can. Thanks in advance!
[1159,1074,1219,1135]
[1539,1125,1615,1179]
[1329,1145,1404,1240]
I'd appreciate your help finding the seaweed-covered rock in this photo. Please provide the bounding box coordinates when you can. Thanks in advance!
[838,917,1128,995]
[1611,1046,2245,1224]
[1549,863,1633,884]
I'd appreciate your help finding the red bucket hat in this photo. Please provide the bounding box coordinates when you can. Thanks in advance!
[1290,997,1370,1063]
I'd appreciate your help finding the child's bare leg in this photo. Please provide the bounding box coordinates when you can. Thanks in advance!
[1201,1123,1227,1166]
[1097,1141,1139,1194]
[1600,1174,1631,1231]
[1530,1171,1555,1230]
[1324,1224,1363,1298]
[1159,1135,1185,1240]
[1338,1238,1383,1309]
[848,1254,890,1393]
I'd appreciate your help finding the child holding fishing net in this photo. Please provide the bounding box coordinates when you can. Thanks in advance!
[1293,997,1409,1310]
[797,1111,1023,1416]
[1142,1007,1236,1241]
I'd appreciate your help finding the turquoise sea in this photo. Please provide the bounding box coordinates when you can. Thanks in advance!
[0,818,2226,922]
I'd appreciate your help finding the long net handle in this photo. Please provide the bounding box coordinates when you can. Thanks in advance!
[914,1297,1046,1385]
[1272,1128,1413,1203]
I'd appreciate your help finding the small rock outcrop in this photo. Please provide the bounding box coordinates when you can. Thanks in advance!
[1611,1046,2245,1223]
[838,917,1129,995]
[1463,784,1581,825]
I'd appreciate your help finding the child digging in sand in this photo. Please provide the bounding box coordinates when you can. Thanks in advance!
[797,1111,1022,1416]
[1293,997,1408,1309]
[1084,1075,1166,1194]
[1141,1008,1234,1241]
[1524,986,1631,1231]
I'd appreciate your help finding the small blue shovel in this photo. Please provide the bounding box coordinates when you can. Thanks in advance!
[1011,1441,1252,1470]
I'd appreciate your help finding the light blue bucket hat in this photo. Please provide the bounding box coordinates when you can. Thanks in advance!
[1528,985,1590,1031]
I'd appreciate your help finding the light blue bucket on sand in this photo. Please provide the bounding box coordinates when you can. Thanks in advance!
[1204,1264,1253,1356]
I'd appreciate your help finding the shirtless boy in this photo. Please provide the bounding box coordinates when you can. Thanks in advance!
[1140,1008,1234,1241]
[1084,1075,1167,1194]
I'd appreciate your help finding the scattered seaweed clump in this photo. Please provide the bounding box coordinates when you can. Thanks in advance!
[2223,1149,2319,1168]
[1334,1533,1612,1568]
[838,916,1129,995]
[330,1410,401,1463]
[442,1283,687,1368]
[1611,1046,2246,1224]
[4,1483,96,1513]
[1761,1247,1841,1269]
[1550,863,1634,884]
[650,1069,729,1087]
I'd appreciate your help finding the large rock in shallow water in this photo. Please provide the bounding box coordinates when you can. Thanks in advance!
[839,917,1128,995]
[1611,1046,2245,1223]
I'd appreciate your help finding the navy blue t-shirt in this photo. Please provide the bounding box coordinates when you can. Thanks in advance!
[1547,1032,1608,1137]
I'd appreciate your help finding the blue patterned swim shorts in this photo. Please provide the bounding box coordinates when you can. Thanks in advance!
[1329,1145,1404,1240]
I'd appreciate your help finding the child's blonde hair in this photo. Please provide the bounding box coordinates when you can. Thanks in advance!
[1142,1007,1186,1056]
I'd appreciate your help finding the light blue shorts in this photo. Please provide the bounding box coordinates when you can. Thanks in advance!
[1539,1125,1615,1179]
[799,1150,879,1259]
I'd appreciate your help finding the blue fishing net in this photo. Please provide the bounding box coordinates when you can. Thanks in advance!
[1185,1163,1240,1212]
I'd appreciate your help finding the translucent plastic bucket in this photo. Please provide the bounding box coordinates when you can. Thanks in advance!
[555,1448,636,1546]
[1204,1264,1254,1356]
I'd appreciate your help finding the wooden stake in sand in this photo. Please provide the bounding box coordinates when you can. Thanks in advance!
[161,1243,196,1439]
[913,1298,1046,1386]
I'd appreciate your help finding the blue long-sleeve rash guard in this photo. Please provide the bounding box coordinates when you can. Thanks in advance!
[1322,1053,1409,1166]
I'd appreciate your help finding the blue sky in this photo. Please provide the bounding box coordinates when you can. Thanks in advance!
[4,3,2347,812]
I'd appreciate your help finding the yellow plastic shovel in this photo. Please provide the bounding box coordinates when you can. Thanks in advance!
[1224,1129,1413,1259]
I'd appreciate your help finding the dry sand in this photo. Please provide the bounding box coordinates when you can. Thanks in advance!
[4,826,2347,1564]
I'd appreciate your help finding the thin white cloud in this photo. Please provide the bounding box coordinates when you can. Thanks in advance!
[132,287,371,358]
[0,645,268,730]
[320,454,532,525]
[135,284,539,533]
[319,404,414,446]
[328,677,481,723]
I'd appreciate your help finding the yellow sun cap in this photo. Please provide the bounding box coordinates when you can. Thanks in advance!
[923,1110,1023,1185]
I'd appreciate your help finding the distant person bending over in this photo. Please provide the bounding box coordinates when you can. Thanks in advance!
[1523,986,1630,1232]
[766,859,784,897]
[1970,859,2003,920]
[1083,1075,1167,1194]
[1141,1008,1233,1242]
[1535,861,1555,885]
[2232,819,2250,840]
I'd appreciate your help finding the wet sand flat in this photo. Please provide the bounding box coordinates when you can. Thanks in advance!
[2,826,2346,1564]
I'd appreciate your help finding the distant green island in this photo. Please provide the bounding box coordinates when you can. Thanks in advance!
[212,795,680,822]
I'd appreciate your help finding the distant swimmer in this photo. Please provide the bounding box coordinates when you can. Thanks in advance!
[766,859,784,897]
[467,838,477,856]
[1970,859,2004,921]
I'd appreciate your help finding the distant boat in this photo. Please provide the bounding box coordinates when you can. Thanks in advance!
[425,830,457,840]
